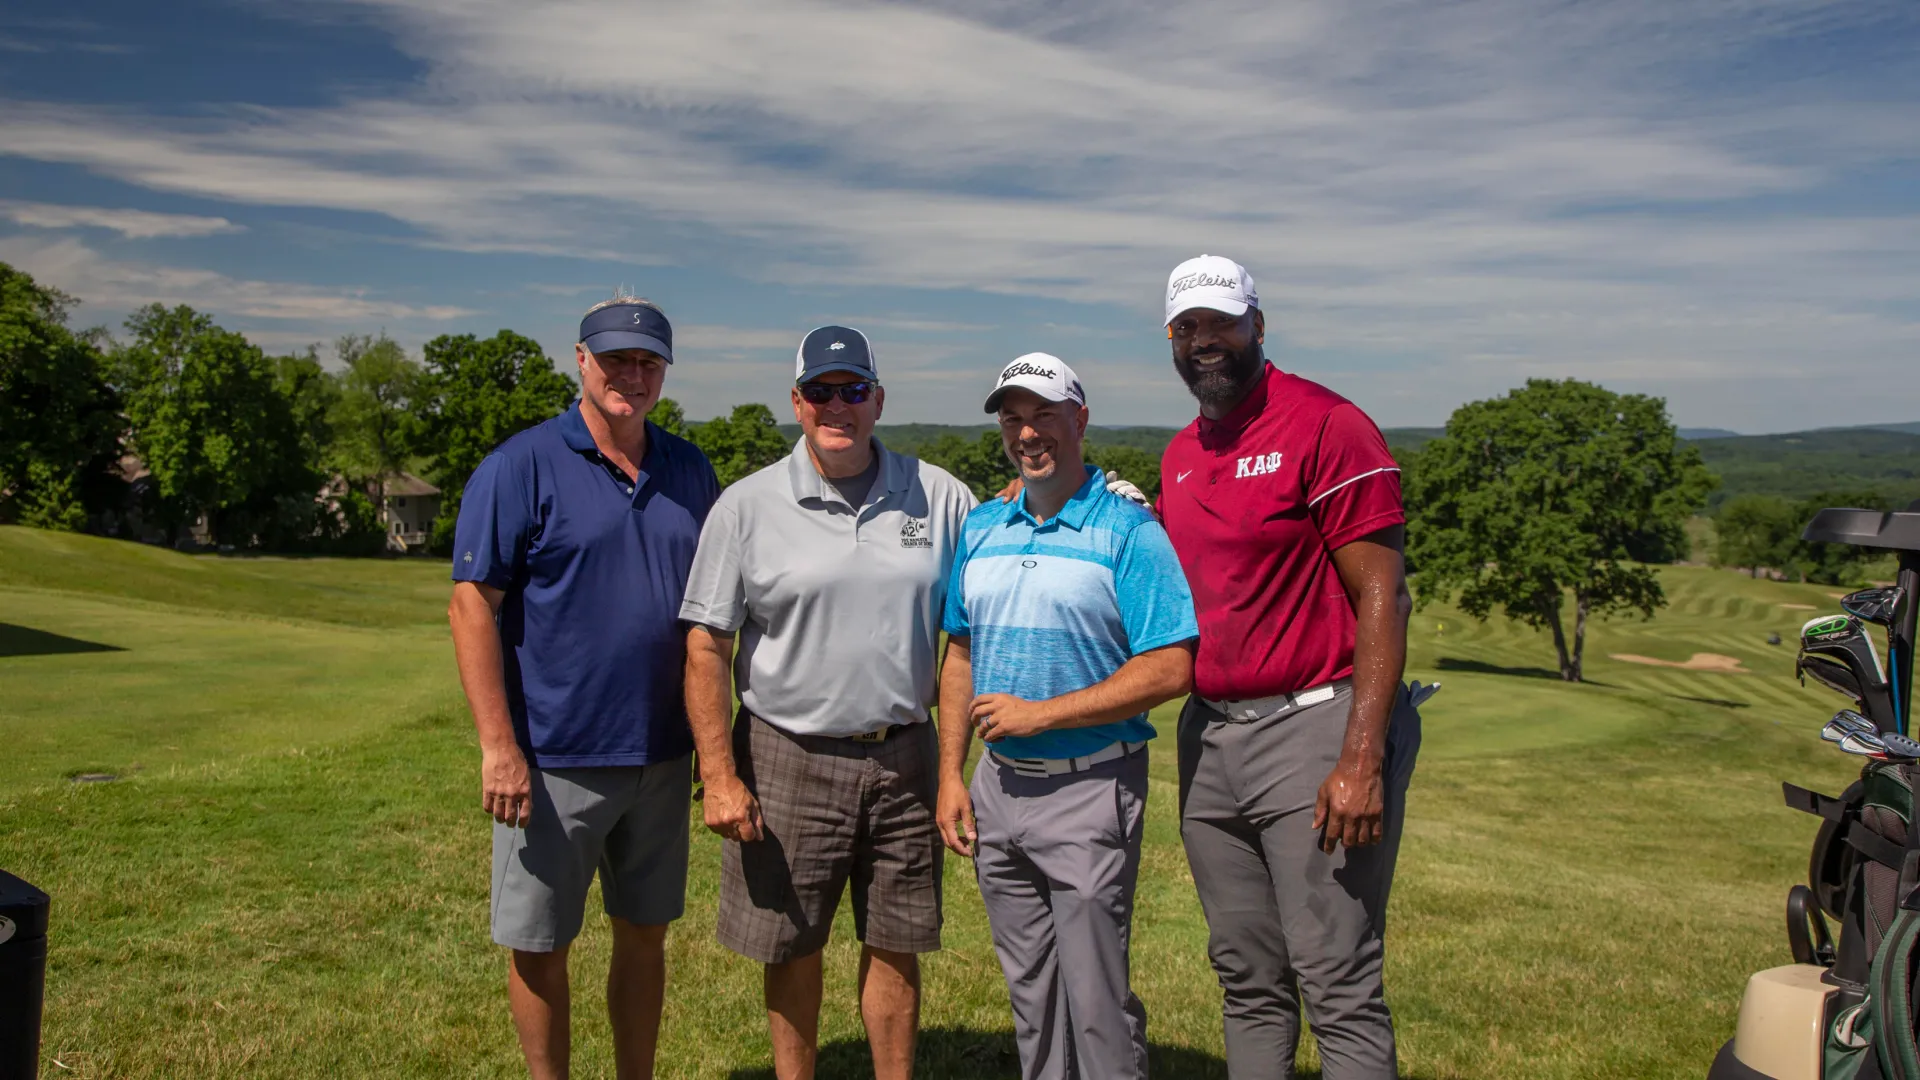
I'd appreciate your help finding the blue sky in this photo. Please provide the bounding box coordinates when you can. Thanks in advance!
[2,0,1916,431]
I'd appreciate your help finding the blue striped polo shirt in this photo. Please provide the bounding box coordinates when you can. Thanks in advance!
[942,466,1199,760]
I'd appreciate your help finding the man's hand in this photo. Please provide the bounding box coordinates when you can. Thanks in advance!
[971,694,1054,741]
[995,476,1023,503]
[1312,752,1384,853]
[1103,470,1151,510]
[482,744,532,826]
[702,771,764,843]
[936,777,977,857]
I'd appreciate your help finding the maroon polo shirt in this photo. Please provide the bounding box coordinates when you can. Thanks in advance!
[1158,363,1404,701]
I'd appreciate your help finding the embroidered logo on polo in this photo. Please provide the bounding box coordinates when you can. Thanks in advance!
[900,518,932,548]
[1235,452,1283,478]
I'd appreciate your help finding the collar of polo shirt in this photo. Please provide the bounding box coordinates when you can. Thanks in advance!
[784,436,911,505]
[558,400,659,481]
[1004,465,1104,531]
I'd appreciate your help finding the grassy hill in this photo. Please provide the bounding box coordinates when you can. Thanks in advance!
[0,524,1884,1077]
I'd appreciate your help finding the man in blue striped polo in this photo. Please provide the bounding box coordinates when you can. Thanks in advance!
[936,354,1199,1080]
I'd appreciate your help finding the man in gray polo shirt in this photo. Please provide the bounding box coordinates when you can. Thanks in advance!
[681,325,977,1080]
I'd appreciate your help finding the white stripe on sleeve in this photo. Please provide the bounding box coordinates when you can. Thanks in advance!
[1306,467,1401,507]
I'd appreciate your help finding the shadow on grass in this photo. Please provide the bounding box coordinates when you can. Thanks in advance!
[1435,656,1594,683]
[0,621,124,658]
[1670,694,1751,709]
[725,1027,1228,1079]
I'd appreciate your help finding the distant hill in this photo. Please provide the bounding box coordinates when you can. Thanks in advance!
[1679,427,1743,440]
[1690,429,1920,510]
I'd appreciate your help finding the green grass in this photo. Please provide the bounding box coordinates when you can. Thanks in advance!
[0,525,1878,1077]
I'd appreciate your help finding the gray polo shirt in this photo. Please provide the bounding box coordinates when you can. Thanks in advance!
[679,438,978,737]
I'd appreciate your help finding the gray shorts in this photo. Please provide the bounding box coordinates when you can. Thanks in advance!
[490,756,692,953]
[718,712,943,964]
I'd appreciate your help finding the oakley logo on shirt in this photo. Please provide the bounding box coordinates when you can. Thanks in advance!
[1235,452,1283,478]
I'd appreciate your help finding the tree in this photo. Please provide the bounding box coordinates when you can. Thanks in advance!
[647,397,687,437]
[917,431,1015,502]
[1714,494,1799,578]
[1085,444,1164,504]
[1783,490,1895,586]
[413,330,575,549]
[114,304,322,546]
[1404,378,1717,682]
[0,267,120,530]
[0,262,123,530]
[690,403,791,487]
[272,345,340,473]
[330,333,424,504]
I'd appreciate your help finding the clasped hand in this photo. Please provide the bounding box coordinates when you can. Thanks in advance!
[971,693,1052,742]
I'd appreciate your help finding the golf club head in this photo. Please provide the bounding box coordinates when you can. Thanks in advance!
[1841,586,1905,628]
[1801,652,1868,702]
[1833,708,1877,731]
[1801,613,1896,728]
[1881,730,1920,760]
[1838,732,1890,759]
[1829,710,1878,740]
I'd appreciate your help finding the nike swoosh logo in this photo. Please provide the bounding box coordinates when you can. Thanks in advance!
[1176,470,1194,483]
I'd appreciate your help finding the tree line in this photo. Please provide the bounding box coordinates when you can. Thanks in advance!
[1,261,811,552]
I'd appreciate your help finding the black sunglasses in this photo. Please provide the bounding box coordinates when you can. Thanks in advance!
[798,381,876,405]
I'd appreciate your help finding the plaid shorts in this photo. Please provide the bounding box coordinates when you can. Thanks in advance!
[717,711,943,963]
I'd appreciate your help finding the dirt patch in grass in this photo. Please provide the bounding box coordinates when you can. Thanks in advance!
[1610,652,1751,673]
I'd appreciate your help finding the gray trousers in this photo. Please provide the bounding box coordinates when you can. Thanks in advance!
[1176,686,1421,1080]
[972,749,1150,1080]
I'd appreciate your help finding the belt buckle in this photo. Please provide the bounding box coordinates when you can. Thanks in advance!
[850,727,889,743]
[999,754,1050,778]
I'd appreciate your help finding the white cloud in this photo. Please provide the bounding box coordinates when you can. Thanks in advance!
[0,200,241,238]
[0,0,1915,427]
[0,235,478,327]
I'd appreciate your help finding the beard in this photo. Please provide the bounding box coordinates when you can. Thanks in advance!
[1174,339,1264,409]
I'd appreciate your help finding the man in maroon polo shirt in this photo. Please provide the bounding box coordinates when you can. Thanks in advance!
[1157,255,1423,1080]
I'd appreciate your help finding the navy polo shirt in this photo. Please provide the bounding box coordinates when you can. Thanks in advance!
[452,403,719,768]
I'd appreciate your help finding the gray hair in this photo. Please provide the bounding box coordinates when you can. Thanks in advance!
[584,291,660,318]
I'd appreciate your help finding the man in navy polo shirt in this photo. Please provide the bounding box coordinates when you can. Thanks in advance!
[450,296,718,1080]
[1157,256,1424,1080]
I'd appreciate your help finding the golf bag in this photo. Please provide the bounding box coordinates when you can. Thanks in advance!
[1709,503,1920,1080]
[1780,761,1920,1079]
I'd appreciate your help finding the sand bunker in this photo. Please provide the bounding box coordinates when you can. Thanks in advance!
[1610,652,1751,673]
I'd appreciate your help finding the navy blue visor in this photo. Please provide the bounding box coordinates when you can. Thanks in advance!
[580,302,673,363]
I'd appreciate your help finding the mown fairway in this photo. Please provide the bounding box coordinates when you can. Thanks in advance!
[0,524,1874,1077]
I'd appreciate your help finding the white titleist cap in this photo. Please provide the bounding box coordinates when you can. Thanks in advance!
[1165,254,1258,325]
[984,353,1086,413]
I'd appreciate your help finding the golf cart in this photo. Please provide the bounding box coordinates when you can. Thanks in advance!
[1709,504,1920,1080]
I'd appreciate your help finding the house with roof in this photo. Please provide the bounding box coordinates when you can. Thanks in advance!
[377,473,440,552]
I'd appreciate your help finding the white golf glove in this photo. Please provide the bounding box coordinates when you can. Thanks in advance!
[1104,470,1150,509]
